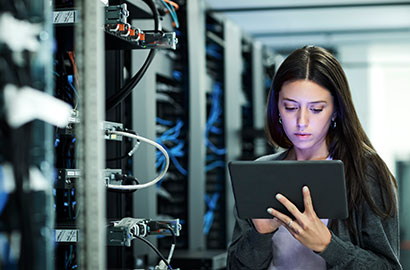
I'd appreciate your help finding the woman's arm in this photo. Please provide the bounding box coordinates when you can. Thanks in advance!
[269,181,401,269]
[227,208,275,270]
[319,207,401,269]
[319,174,402,269]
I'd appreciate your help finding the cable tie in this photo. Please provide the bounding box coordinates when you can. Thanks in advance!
[128,138,141,156]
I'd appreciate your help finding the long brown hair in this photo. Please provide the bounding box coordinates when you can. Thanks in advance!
[265,46,397,235]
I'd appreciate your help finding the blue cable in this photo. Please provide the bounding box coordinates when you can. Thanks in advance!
[168,1,179,28]
[209,125,222,134]
[203,82,226,234]
[206,139,226,156]
[67,191,72,219]
[173,70,182,81]
[156,143,187,176]
[155,159,167,187]
[206,83,222,132]
[156,119,187,176]
[67,75,79,98]
[265,77,272,88]
[206,44,222,59]
[65,245,74,270]
[203,192,220,234]
[65,248,69,269]
[205,160,225,172]
[160,120,183,141]
[0,165,9,216]
[205,83,226,156]
[0,234,17,269]
[160,0,179,28]
[156,117,174,126]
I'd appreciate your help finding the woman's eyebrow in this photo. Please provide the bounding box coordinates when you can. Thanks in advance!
[309,101,328,104]
[282,98,298,103]
[282,98,327,104]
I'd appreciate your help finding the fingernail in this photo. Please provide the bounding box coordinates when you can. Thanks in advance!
[267,208,273,214]
[303,186,308,192]
[276,194,282,200]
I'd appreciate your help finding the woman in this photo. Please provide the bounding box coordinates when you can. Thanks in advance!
[227,46,402,269]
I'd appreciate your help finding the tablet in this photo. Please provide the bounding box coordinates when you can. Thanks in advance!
[228,160,348,219]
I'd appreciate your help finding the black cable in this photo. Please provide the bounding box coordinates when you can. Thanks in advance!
[166,224,176,246]
[134,235,173,270]
[106,154,129,162]
[105,0,160,112]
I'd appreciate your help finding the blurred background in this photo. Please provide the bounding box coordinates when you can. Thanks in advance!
[0,0,409,269]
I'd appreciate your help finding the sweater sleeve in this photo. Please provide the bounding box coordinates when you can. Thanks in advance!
[226,208,275,270]
[227,151,287,269]
[319,171,402,269]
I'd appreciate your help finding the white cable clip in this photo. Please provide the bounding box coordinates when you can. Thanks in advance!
[120,23,131,37]
[133,28,141,42]
[128,136,141,157]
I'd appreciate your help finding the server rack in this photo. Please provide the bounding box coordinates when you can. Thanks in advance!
[1,0,273,268]
[396,161,410,269]
[0,0,55,269]
[53,0,180,268]
[240,36,255,161]
[204,11,227,250]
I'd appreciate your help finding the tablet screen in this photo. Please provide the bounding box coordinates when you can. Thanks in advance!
[228,160,348,219]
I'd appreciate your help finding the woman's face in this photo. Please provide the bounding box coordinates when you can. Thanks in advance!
[278,79,335,158]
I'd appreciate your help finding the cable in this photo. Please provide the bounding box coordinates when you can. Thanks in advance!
[106,132,140,162]
[163,0,179,10]
[0,165,9,215]
[156,119,187,176]
[106,0,160,111]
[134,235,173,270]
[205,82,226,156]
[160,0,179,28]
[156,117,174,126]
[204,192,220,234]
[106,154,129,162]
[67,52,79,88]
[105,130,169,190]
[166,224,176,263]
[156,143,187,177]
[205,160,225,172]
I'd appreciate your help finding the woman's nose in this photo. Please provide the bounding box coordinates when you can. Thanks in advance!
[297,108,309,129]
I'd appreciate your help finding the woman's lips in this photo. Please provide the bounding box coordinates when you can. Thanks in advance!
[295,133,311,139]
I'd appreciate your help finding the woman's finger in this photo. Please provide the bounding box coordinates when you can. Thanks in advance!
[275,193,303,221]
[267,207,301,235]
[302,186,314,213]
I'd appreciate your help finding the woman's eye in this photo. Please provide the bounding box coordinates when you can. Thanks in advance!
[311,108,323,113]
[285,107,297,111]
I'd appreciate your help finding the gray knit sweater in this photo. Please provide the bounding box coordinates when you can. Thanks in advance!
[227,151,402,269]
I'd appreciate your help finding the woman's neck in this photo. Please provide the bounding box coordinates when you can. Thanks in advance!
[286,147,329,161]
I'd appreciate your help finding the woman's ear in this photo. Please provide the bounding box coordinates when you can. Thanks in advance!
[331,112,337,122]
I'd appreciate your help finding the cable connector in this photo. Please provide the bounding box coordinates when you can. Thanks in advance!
[147,219,181,237]
[105,4,129,25]
[103,121,123,141]
[108,218,148,246]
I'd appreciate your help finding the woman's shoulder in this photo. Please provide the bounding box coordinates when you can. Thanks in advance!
[255,149,288,161]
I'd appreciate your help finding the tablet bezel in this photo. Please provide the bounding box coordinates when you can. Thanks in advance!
[228,160,348,220]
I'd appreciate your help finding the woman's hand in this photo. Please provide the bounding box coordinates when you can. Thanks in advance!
[252,217,282,234]
[267,186,331,252]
